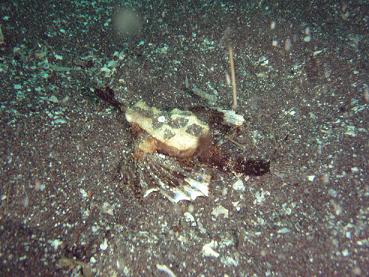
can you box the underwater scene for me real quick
[0,0,368,276]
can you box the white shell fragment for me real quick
[202,241,220,258]
[101,202,114,216]
[49,239,63,250]
[156,264,177,277]
[184,212,197,227]
[232,201,241,211]
[232,178,245,191]
[143,187,160,198]
[215,108,245,127]
[100,238,108,251]
[211,205,229,219]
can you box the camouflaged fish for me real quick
[119,100,269,203]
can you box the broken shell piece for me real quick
[183,212,197,227]
[232,178,245,191]
[214,108,245,127]
[156,264,177,277]
[211,205,229,219]
[202,241,220,258]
